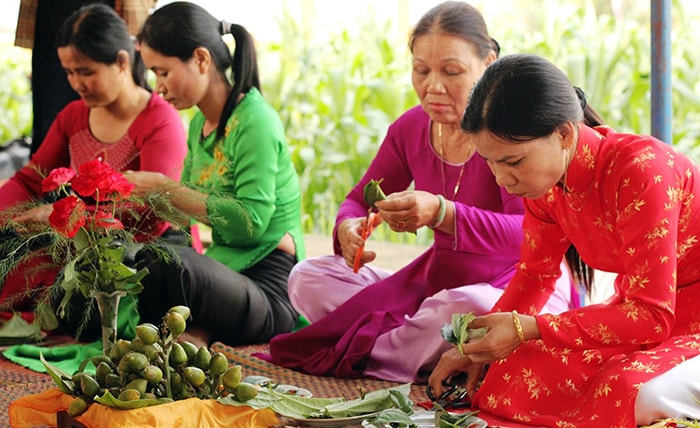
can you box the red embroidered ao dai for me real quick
[473,125,700,427]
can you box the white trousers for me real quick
[635,354,700,424]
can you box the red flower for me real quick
[49,196,87,238]
[71,159,129,201]
[41,167,76,193]
[103,173,134,200]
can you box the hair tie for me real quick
[574,86,587,110]
[220,20,231,35]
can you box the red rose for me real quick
[103,173,134,200]
[72,159,116,199]
[41,167,76,193]
[49,196,87,238]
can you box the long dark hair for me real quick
[409,1,500,59]
[462,53,604,294]
[56,3,149,90]
[137,1,261,141]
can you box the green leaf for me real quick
[219,386,415,422]
[363,178,387,210]
[61,259,79,291]
[94,390,172,410]
[103,245,125,264]
[436,406,482,428]
[218,388,283,409]
[366,408,415,427]
[313,384,413,418]
[0,313,41,342]
[56,291,74,319]
[40,353,75,395]
[73,228,90,251]
[222,388,344,418]
[441,313,487,355]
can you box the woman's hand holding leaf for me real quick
[458,313,526,363]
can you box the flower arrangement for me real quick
[39,159,150,317]
[0,159,178,345]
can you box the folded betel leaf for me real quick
[441,312,488,355]
[0,312,42,345]
[363,179,387,210]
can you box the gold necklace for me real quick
[438,122,467,199]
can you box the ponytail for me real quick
[216,22,261,140]
[138,3,264,141]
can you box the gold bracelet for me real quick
[511,310,525,343]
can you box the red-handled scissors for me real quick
[352,210,379,273]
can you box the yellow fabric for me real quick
[9,388,280,428]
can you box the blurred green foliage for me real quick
[0,47,31,142]
[2,0,698,244]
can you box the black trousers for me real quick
[136,246,299,346]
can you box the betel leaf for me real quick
[220,384,414,421]
[441,312,488,355]
[366,408,416,426]
[218,388,344,418]
[312,384,413,418]
[40,353,76,395]
[363,178,387,210]
[94,390,173,410]
[436,405,483,428]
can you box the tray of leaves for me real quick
[219,383,416,427]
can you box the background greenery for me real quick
[1,0,699,245]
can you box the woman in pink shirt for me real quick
[0,4,186,334]
[265,1,575,383]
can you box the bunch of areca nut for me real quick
[41,305,257,416]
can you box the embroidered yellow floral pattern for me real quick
[197,145,228,185]
[623,360,660,374]
[631,146,656,171]
[476,127,700,425]
[195,114,239,186]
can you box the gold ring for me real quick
[396,221,406,228]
